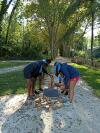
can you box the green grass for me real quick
[0,70,42,96]
[0,70,26,96]
[0,61,32,68]
[95,58,100,62]
[71,63,100,97]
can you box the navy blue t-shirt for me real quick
[24,60,47,78]
[60,63,80,87]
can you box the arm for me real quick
[64,77,70,88]
[42,67,48,74]
[54,82,64,87]
[42,67,53,77]
[61,69,70,88]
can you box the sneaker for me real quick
[34,90,40,94]
[39,88,43,92]
[61,90,68,95]
[27,94,35,100]
[61,90,65,94]
[27,96,30,100]
[64,91,68,95]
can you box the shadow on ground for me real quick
[1,95,45,133]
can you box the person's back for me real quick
[24,60,44,78]
[61,63,79,79]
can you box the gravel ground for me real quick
[0,79,100,133]
[0,65,25,74]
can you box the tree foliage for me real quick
[0,0,99,61]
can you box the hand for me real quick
[49,74,54,79]
[54,83,61,87]
[54,82,65,89]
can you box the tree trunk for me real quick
[0,0,13,56]
[50,31,57,59]
[51,32,54,59]
[0,0,13,35]
[5,0,20,45]
[62,42,65,56]
[48,26,55,59]
[91,6,94,66]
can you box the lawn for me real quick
[0,70,46,96]
[0,61,32,68]
[0,70,26,96]
[71,63,100,97]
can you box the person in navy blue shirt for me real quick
[54,62,80,102]
[24,59,51,100]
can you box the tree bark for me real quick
[5,0,20,45]
[91,2,94,66]
[0,0,13,34]
[0,0,13,56]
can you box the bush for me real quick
[21,43,43,59]
[78,51,86,57]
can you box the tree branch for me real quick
[77,23,89,41]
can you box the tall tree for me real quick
[91,0,95,66]
[0,0,13,56]
[5,0,20,45]
[25,0,67,59]
[0,0,13,36]
[60,1,89,56]
[89,0,100,65]
[38,0,65,59]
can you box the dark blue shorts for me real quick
[24,71,32,79]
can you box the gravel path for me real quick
[0,65,25,74]
[0,80,100,133]
[0,60,33,74]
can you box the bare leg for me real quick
[66,81,70,97]
[26,78,33,97]
[32,77,37,94]
[69,80,77,102]
[39,75,43,90]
